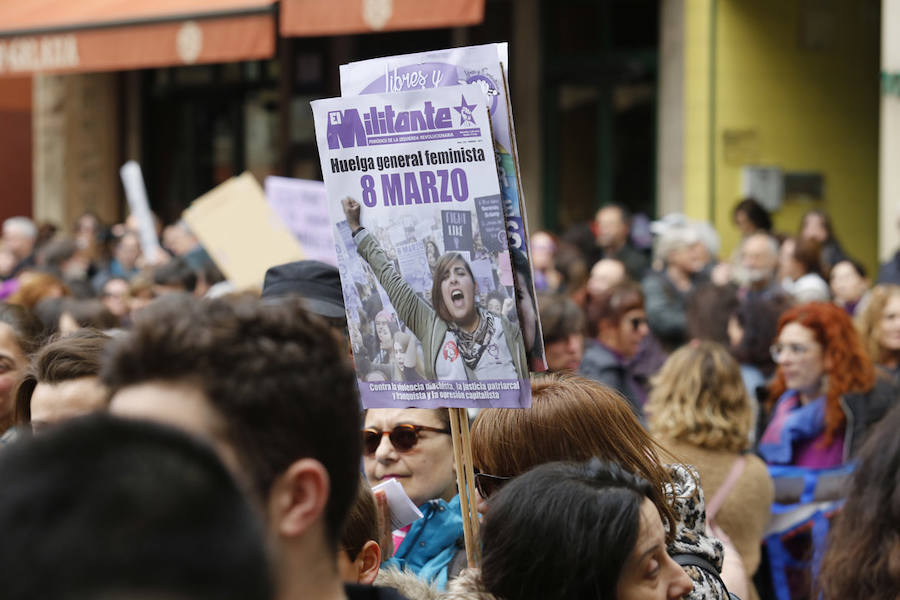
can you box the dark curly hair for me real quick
[101,292,361,548]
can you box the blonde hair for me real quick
[647,341,752,453]
[855,284,900,366]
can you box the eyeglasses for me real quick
[362,424,451,456]
[769,342,811,362]
[473,469,513,500]
[629,317,648,331]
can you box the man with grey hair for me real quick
[1,217,37,279]
[735,232,782,300]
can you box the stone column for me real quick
[33,72,120,228]
[657,0,685,217]
[880,0,900,262]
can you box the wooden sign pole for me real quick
[449,407,481,568]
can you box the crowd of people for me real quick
[0,197,898,600]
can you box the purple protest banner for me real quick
[264,176,337,266]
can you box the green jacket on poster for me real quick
[355,229,528,381]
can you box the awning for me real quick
[281,0,485,36]
[0,0,276,77]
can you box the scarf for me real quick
[758,391,827,464]
[449,308,495,371]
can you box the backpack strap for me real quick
[706,455,747,524]
[671,554,741,600]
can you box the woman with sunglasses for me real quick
[362,407,463,590]
[579,282,652,419]
[342,198,528,384]
[758,302,896,467]
[466,372,735,600]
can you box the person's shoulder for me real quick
[740,453,775,498]
[578,341,621,379]
[617,242,641,258]
[372,566,447,600]
[345,583,414,600]
[742,451,770,475]
[844,375,898,411]
[877,251,900,283]
[619,242,650,265]
[665,462,702,500]
[641,269,664,286]
[581,339,615,360]
[640,270,669,298]
[842,375,900,439]
[445,568,499,600]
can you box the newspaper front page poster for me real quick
[312,84,532,409]
[340,43,547,372]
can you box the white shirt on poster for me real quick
[433,313,516,381]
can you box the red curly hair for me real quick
[768,302,875,445]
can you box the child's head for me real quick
[338,475,381,584]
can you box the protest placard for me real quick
[340,43,546,372]
[183,172,305,291]
[441,210,473,252]
[312,84,531,410]
[264,176,337,266]
[469,258,496,295]
[474,194,506,253]
[120,161,162,262]
[395,239,431,295]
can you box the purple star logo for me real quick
[454,95,477,126]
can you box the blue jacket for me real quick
[384,495,463,590]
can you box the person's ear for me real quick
[356,540,382,585]
[267,458,330,539]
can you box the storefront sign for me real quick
[0,15,273,77]
[0,35,79,74]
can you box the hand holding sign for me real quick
[342,197,362,231]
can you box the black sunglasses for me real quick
[473,469,513,500]
[629,316,647,331]
[362,424,451,456]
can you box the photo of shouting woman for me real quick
[342,197,528,384]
